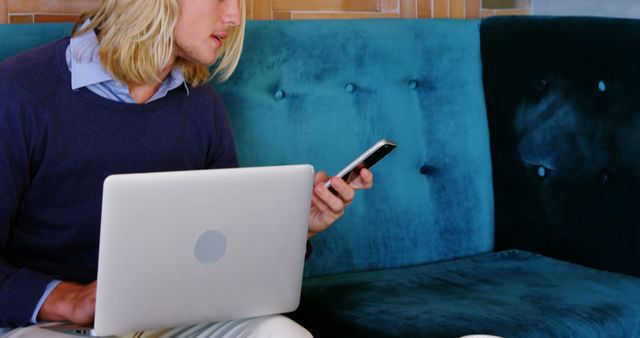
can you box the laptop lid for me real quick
[93,165,314,336]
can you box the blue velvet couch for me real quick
[2,16,640,338]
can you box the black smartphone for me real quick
[324,138,397,194]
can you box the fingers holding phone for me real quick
[308,168,375,238]
[329,168,373,203]
[345,167,373,190]
[312,172,349,214]
[309,172,347,238]
[308,139,395,238]
[325,139,395,194]
[314,168,372,207]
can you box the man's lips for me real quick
[211,33,227,47]
[215,32,228,39]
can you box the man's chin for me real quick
[181,53,218,66]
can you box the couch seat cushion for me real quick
[289,250,640,337]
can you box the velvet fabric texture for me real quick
[481,16,640,277]
[0,23,73,61]
[218,19,494,278]
[290,250,640,337]
[1,20,494,279]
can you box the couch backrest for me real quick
[217,19,494,277]
[481,16,640,277]
[0,23,73,61]
[0,19,495,278]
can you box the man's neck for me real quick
[127,60,176,104]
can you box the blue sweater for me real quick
[0,38,238,326]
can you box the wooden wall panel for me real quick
[0,0,7,24]
[252,0,272,20]
[246,0,253,21]
[252,0,408,19]
[400,0,418,18]
[272,0,381,12]
[480,8,530,17]
[9,14,32,24]
[465,0,482,18]
[2,0,531,24]
[433,0,449,18]
[288,11,398,20]
[450,0,465,18]
[34,14,79,23]
[253,0,530,19]
[381,0,399,12]
[418,0,432,18]
[8,0,97,14]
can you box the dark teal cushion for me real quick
[481,16,640,277]
[0,20,494,280]
[218,19,494,278]
[290,250,640,337]
[0,23,73,61]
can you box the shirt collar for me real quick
[66,24,189,96]
[67,28,112,90]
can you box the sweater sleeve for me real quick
[207,88,239,169]
[0,85,55,327]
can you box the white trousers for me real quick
[2,315,312,338]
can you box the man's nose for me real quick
[223,0,241,27]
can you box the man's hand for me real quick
[38,281,96,325]
[308,168,373,239]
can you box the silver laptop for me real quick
[51,164,314,336]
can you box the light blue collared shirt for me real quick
[64,24,189,103]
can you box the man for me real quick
[0,0,373,336]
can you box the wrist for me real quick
[38,280,97,325]
[31,280,62,323]
[38,282,78,322]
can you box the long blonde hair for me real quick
[73,0,246,86]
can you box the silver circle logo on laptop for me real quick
[194,229,226,264]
